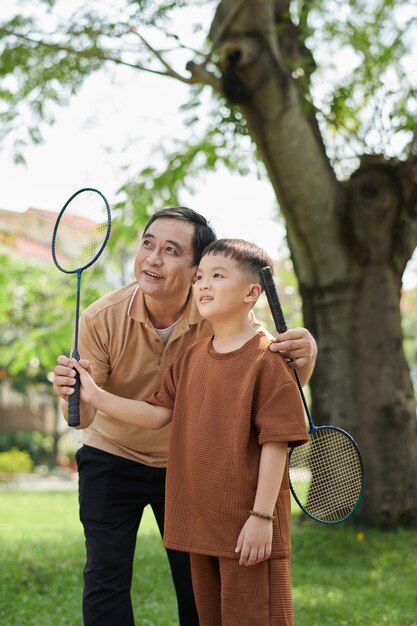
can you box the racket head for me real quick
[289,425,365,524]
[52,188,111,274]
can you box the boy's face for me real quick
[193,253,259,321]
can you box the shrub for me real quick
[0,448,34,477]
[0,431,54,465]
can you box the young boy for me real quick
[74,239,308,626]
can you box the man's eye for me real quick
[141,239,152,247]
[165,246,177,255]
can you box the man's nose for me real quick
[147,248,163,264]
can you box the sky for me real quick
[1,0,416,284]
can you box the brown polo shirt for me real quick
[79,282,213,466]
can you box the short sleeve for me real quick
[78,314,111,389]
[254,356,308,448]
[147,359,180,410]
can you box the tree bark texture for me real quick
[207,0,417,527]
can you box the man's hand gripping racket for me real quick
[260,267,365,524]
[52,188,111,427]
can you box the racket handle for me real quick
[260,267,287,334]
[68,351,81,427]
[260,265,313,423]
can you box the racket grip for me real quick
[68,352,81,428]
[260,267,288,334]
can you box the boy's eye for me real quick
[194,275,202,283]
[213,273,223,278]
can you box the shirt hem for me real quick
[163,540,291,560]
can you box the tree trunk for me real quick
[207,0,417,527]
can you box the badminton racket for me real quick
[52,188,111,427]
[260,266,364,524]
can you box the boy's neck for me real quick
[211,314,257,353]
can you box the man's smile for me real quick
[143,270,163,280]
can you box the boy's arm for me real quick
[72,359,172,429]
[235,441,287,566]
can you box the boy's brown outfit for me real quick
[149,331,308,625]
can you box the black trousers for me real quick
[76,445,199,626]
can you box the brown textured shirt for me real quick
[148,332,308,559]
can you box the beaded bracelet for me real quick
[249,509,276,521]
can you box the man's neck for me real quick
[144,292,190,329]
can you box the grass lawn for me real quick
[0,489,416,625]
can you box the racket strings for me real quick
[289,428,363,523]
[53,191,110,272]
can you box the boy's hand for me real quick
[71,358,99,406]
[53,356,94,402]
[235,516,273,566]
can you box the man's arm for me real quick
[235,441,287,566]
[72,359,172,429]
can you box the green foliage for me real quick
[1,0,415,170]
[302,0,417,167]
[0,431,54,465]
[0,448,33,476]
[0,252,109,385]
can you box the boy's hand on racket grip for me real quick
[53,355,93,402]
[70,359,99,406]
[235,516,273,566]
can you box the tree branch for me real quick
[0,28,172,79]
[129,27,221,89]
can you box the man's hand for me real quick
[235,516,273,566]
[269,327,317,386]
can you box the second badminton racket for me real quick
[260,266,364,524]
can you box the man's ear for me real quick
[244,283,262,304]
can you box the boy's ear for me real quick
[244,283,262,304]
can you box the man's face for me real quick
[134,218,197,301]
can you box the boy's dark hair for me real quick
[144,207,217,266]
[202,238,274,287]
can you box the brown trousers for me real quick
[190,554,294,626]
